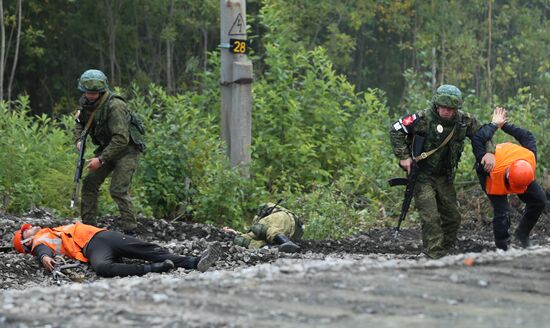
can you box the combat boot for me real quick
[514,229,532,248]
[197,242,222,272]
[495,237,510,251]
[145,259,175,274]
[273,234,301,253]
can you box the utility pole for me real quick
[220,0,253,177]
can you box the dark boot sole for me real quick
[197,242,222,272]
[279,243,301,253]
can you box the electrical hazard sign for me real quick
[228,13,246,36]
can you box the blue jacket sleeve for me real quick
[472,123,498,163]
[501,123,537,159]
[32,244,55,263]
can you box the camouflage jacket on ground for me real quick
[74,92,145,163]
[389,106,482,181]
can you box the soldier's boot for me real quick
[120,216,138,236]
[514,225,533,248]
[273,234,301,253]
[197,242,222,272]
[145,259,174,274]
[495,237,510,251]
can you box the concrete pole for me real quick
[220,0,252,177]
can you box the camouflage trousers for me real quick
[240,211,297,249]
[81,150,140,231]
[414,175,461,259]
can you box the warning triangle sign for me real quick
[228,13,246,36]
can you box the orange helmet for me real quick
[13,223,32,254]
[508,159,535,194]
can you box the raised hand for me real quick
[491,106,508,128]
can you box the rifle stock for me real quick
[388,135,425,237]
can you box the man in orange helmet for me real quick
[12,222,221,277]
[472,107,547,250]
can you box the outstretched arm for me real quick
[501,123,537,159]
[472,107,507,162]
[472,107,508,172]
[32,244,57,272]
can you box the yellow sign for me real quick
[230,39,249,54]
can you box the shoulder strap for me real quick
[81,92,110,136]
[415,125,456,162]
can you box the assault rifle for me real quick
[52,262,81,285]
[70,96,105,209]
[388,135,425,238]
[70,132,87,209]
[258,199,284,219]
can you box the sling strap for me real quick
[80,92,110,138]
[414,125,456,162]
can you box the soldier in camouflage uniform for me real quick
[390,85,484,258]
[223,203,303,253]
[74,69,145,233]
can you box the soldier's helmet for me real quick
[78,69,109,92]
[255,202,282,220]
[432,84,463,109]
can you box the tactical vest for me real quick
[30,223,105,262]
[486,142,536,195]
[418,108,469,180]
[254,205,304,240]
[79,93,146,152]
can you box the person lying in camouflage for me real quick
[224,202,303,253]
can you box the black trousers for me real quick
[85,231,198,277]
[477,169,546,241]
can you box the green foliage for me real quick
[2,1,548,242]
[0,97,74,214]
[501,87,549,173]
[128,84,255,228]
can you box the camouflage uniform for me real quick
[233,204,303,250]
[390,85,482,258]
[75,70,145,232]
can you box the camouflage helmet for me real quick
[432,84,463,109]
[77,69,109,92]
[256,202,276,218]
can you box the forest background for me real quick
[0,0,548,239]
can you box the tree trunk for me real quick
[487,0,493,107]
[203,27,208,74]
[431,44,436,91]
[104,0,118,84]
[7,0,22,106]
[166,39,173,93]
[166,0,175,94]
[440,32,445,84]
[0,0,5,101]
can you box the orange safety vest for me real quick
[486,142,536,195]
[30,222,105,262]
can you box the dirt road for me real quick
[2,247,550,328]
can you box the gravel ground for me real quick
[1,193,549,327]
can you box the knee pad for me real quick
[233,235,251,248]
[249,223,267,240]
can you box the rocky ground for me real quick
[1,191,550,327]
